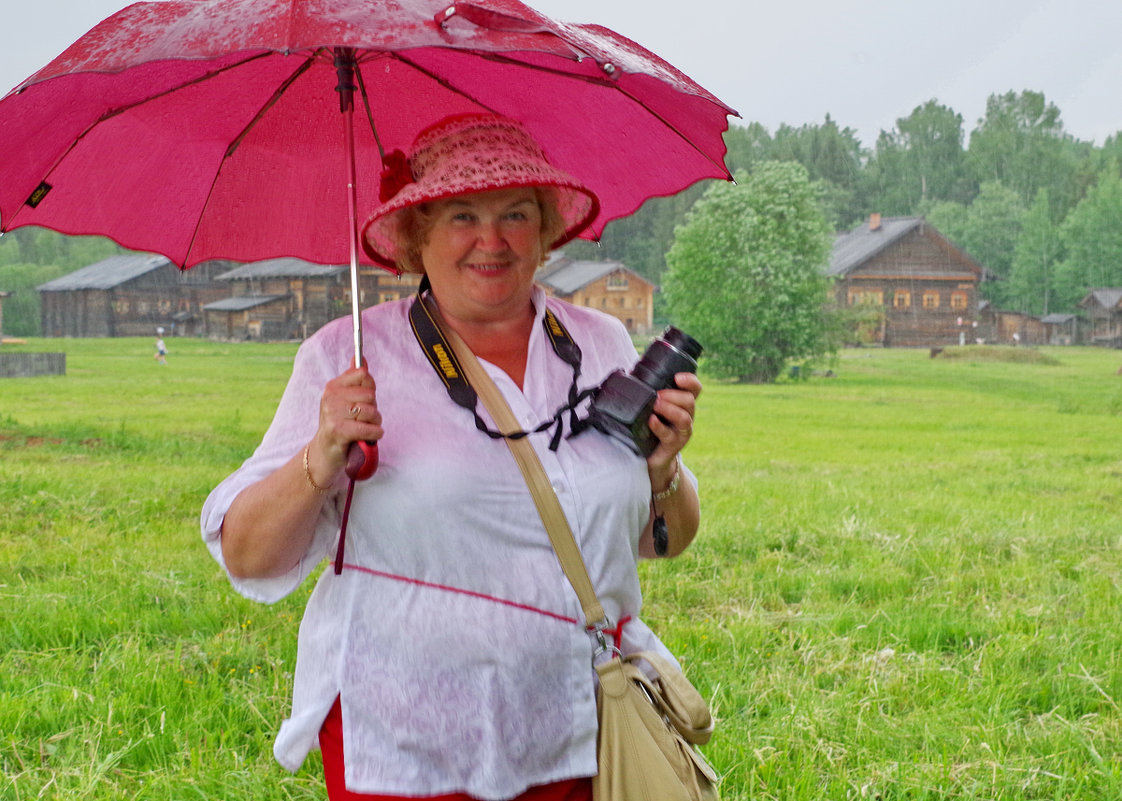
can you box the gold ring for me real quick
[349,405,361,419]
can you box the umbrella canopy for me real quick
[0,0,737,269]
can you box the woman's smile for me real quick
[420,187,544,324]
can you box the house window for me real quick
[847,290,883,306]
[950,291,968,310]
[923,291,940,309]
[893,290,911,308]
[606,273,629,291]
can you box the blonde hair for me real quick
[390,187,567,275]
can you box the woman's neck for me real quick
[437,301,536,390]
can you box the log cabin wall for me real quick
[537,256,656,335]
[567,272,653,335]
[832,220,982,348]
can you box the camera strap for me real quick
[408,283,595,451]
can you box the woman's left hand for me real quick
[646,372,702,487]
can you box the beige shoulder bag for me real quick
[430,300,720,801]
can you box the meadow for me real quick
[2,337,1122,800]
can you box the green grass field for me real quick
[3,338,1122,799]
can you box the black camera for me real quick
[584,327,702,456]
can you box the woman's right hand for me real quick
[305,365,383,487]
[222,364,383,579]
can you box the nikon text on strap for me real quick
[408,287,594,450]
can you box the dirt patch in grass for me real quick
[933,345,1061,365]
[0,434,102,448]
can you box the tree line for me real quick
[566,89,1122,317]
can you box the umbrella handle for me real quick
[345,440,379,480]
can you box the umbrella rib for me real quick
[224,55,316,158]
[353,61,385,162]
[606,83,734,181]
[3,51,279,237]
[183,55,317,266]
[386,49,631,118]
[395,51,732,181]
[474,52,734,180]
[105,51,276,124]
[389,52,504,116]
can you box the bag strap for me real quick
[424,296,608,631]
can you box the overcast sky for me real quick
[1,0,1119,148]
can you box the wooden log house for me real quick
[537,253,655,335]
[207,258,349,340]
[37,254,227,337]
[829,215,985,348]
[1079,289,1122,347]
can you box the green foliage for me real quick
[923,200,969,246]
[966,91,1078,209]
[0,262,67,335]
[865,100,973,214]
[1008,188,1063,314]
[563,186,707,283]
[723,122,774,174]
[959,181,1026,305]
[762,115,867,229]
[771,116,865,192]
[0,227,122,270]
[1054,165,1122,308]
[0,229,124,336]
[664,162,833,383]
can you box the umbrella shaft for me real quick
[335,47,363,369]
[344,103,363,369]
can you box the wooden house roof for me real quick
[537,254,652,295]
[37,254,172,291]
[829,216,983,279]
[217,258,347,281]
[1079,288,1122,310]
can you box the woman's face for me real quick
[419,187,544,325]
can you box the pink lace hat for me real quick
[361,113,600,269]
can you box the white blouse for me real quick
[200,288,693,800]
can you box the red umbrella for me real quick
[0,0,737,476]
[0,0,735,265]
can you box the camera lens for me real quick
[631,327,703,391]
[661,327,702,360]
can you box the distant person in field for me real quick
[200,114,702,801]
[154,328,167,365]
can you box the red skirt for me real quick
[319,697,593,801]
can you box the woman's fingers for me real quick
[318,367,383,461]
[646,373,702,469]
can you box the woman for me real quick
[201,113,702,801]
